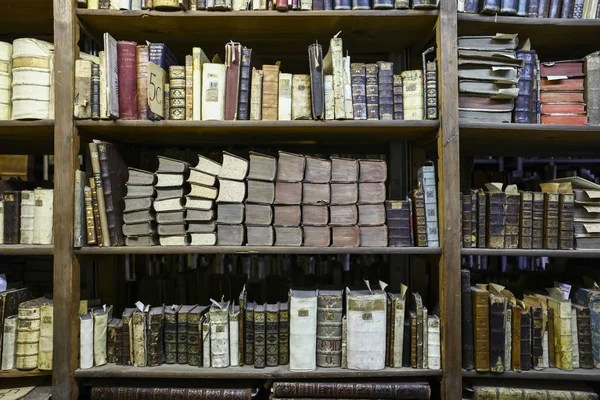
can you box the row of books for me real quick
[75,34,438,122]
[84,0,438,11]
[0,189,54,245]
[91,382,433,400]
[457,0,600,18]
[80,286,441,371]
[0,39,54,121]
[0,288,52,372]
[462,269,600,373]
[458,34,600,125]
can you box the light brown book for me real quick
[246,180,275,204]
[511,304,522,372]
[358,182,386,204]
[217,224,245,246]
[274,205,301,227]
[302,183,330,205]
[262,64,279,121]
[332,226,359,247]
[274,182,302,205]
[358,204,386,226]
[292,74,311,120]
[274,226,302,246]
[185,55,193,121]
[74,59,92,119]
[330,183,358,205]
[304,156,331,184]
[217,203,245,224]
[303,226,331,247]
[330,205,358,226]
[358,159,387,183]
[84,187,97,245]
[302,205,328,226]
[277,152,305,182]
[247,225,274,246]
[471,286,490,372]
[331,157,358,183]
[359,225,388,247]
[245,204,272,226]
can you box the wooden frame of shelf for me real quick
[463,369,600,381]
[0,245,53,256]
[461,248,600,258]
[0,369,52,378]
[0,121,54,154]
[74,246,442,255]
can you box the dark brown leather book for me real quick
[530,305,543,370]
[117,41,138,120]
[573,304,593,369]
[176,305,196,365]
[378,61,394,120]
[402,317,411,367]
[461,192,474,248]
[520,191,533,249]
[472,286,490,372]
[265,303,279,367]
[271,382,431,398]
[237,47,255,121]
[351,63,367,120]
[358,159,387,183]
[225,42,242,120]
[541,61,584,78]
[302,205,328,226]
[511,305,522,372]
[412,293,424,369]
[331,183,358,205]
[316,290,343,368]
[461,270,474,370]
[91,388,253,399]
[330,205,358,226]
[489,293,506,373]
[147,306,165,367]
[244,302,255,365]
[274,205,301,227]
[358,204,386,226]
[559,193,574,250]
[520,310,532,371]
[274,226,302,246]
[410,311,417,368]
[411,188,428,247]
[532,192,544,249]
[277,151,305,182]
[3,191,20,244]
[136,45,150,120]
[331,226,359,247]
[303,226,331,247]
[107,318,121,364]
[303,183,330,205]
[358,182,386,204]
[304,156,331,184]
[97,141,128,246]
[477,189,486,248]
[275,182,302,205]
[121,308,135,366]
[309,43,325,120]
[504,192,520,249]
[331,157,359,183]
[164,305,181,364]
[254,303,266,368]
[543,192,559,250]
[366,63,379,120]
[486,191,506,249]
[393,74,403,120]
[385,200,412,247]
[278,302,289,365]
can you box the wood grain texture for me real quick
[75,246,442,255]
[463,368,600,380]
[0,245,53,256]
[53,0,80,399]
[462,248,600,258]
[0,369,52,378]
[1,1,54,36]
[0,121,54,154]
[75,364,442,379]
[438,2,461,400]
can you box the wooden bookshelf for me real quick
[75,364,442,379]
[0,121,54,154]
[0,369,52,378]
[0,245,53,256]
[463,368,600,381]
[75,246,442,255]
[461,248,600,259]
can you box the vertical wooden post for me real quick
[436,1,461,399]
[53,0,80,398]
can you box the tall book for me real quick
[316,290,343,368]
[504,187,520,249]
[19,190,34,244]
[472,286,490,372]
[92,305,111,366]
[89,143,110,246]
[254,303,266,369]
[418,164,439,247]
[210,301,230,368]
[289,290,317,371]
[378,61,394,120]
[3,191,20,244]
[532,192,544,249]
[224,42,242,120]
[116,41,137,120]
[262,64,279,121]
[250,68,263,121]
[309,43,324,120]
[461,270,474,370]
[279,302,289,365]
[244,302,255,365]
[15,298,47,370]
[265,304,278,367]
[37,302,53,370]
[322,36,345,119]
[201,63,226,120]
[365,63,379,120]
[350,63,366,120]
[388,284,407,368]
[402,70,424,120]
[547,293,574,371]
[573,304,593,368]
[147,306,165,367]
[543,191,560,250]
[486,184,506,249]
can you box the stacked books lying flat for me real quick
[75,34,438,122]
[0,288,53,372]
[460,182,574,250]
[458,0,600,18]
[0,39,55,121]
[0,189,54,245]
[79,285,440,371]
[458,34,600,125]
[466,383,598,400]
[84,0,438,11]
[462,270,600,373]
[80,145,440,247]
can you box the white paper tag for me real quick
[554,282,571,300]
[147,62,165,118]
[584,223,600,233]
[585,190,600,199]
[546,75,568,81]
[135,301,145,312]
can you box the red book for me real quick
[540,78,584,91]
[458,95,514,111]
[224,42,241,120]
[540,62,584,78]
[541,103,586,114]
[541,115,588,125]
[540,91,584,103]
[117,41,138,120]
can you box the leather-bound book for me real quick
[316,290,343,368]
[136,45,150,120]
[262,64,279,121]
[410,311,417,368]
[217,224,244,246]
[585,52,600,125]
[246,226,274,246]
[547,306,556,368]
[331,183,358,205]
[225,42,242,120]
[411,188,428,247]
[332,226,359,247]
[164,305,180,364]
[572,307,580,369]
[303,226,331,247]
[480,0,501,12]
[559,193,574,250]
[359,160,386,183]
[489,293,506,373]
[461,270,474,370]
[90,388,252,399]
[274,205,301,227]
[278,302,289,365]
[573,304,593,368]
[520,309,532,371]
[393,75,403,120]
[107,318,121,364]
[334,0,351,8]
[358,204,385,226]
[572,287,600,368]
[303,183,330,205]
[217,203,244,225]
[527,303,543,370]
[248,152,276,182]
[351,63,366,120]
[322,37,345,120]
[121,308,135,366]
[244,302,255,365]
[272,382,431,398]
[412,293,424,369]
[19,190,34,244]
[385,200,412,247]
[265,304,279,367]
[504,190,520,249]
[250,69,263,121]
[309,43,324,120]
[516,0,529,15]
[377,61,394,120]
[16,298,48,370]
[413,0,436,7]
[486,189,505,249]
[514,50,536,124]
[84,187,96,245]
[188,305,208,366]
[246,204,272,226]
[117,41,138,120]
[561,0,575,17]
[352,0,369,8]
[97,141,128,246]
[519,191,533,249]
[472,286,490,372]
[274,226,302,246]
[365,63,379,120]
[402,317,411,367]
[305,156,331,184]
[543,192,559,250]
[147,306,165,367]
[425,60,438,120]
[3,191,20,244]
[210,301,230,368]
[74,60,92,119]
[461,192,474,248]
[237,47,253,120]
[547,295,573,371]
[169,66,186,120]
[573,0,584,17]
[185,55,193,121]
[175,305,194,365]
[532,192,544,249]
[402,70,424,120]
[548,0,562,16]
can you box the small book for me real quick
[274,226,303,246]
[277,152,306,182]
[154,198,184,212]
[188,168,217,187]
[187,221,216,233]
[123,222,156,236]
[216,179,246,203]
[126,184,155,198]
[247,226,274,246]
[219,151,249,181]
[246,180,275,204]
[248,152,277,182]
[157,156,189,174]
[157,224,186,236]
[185,209,215,222]
[217,224,244,246]
[159,235,189,246]
[358,182,386,204]
[331,183,359,205]
[124,196,152,213]
[245,204,273,226]
[274,205,301,227]
[185,197,213,210]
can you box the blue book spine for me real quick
[463,0,480,12]
[334,0,351,9]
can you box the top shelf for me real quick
[76,9,438,60]
[1,1,53,37]
[457,14,600,59]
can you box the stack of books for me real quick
[302,156,330,247]
[270,382,431,400]
[245,152,276,246]
[457,34,520,123]
[458,0,600,19]
[121,168,157,247]
[186,155,221,246]
[216,152,249,246]
[154,156,189,246]
[540,60,587,125]
[0,189,53,246]
[357,159,388,247]
[273,152,304,246]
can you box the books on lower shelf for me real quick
[78,286,439,372]
[78,145,441,248]
[458,0,599,19]
[468,382,598,400]
[0,188,54,246]
[76,34,438,123]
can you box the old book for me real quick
[316,290,343,368]
[461,270,474,370]
[392,74,404,120]
[217,203,244,225]
[153,198,184,213]
[472,286,490,372]
[303,226,331,247]
[135,45,149,120]
[486,189,506,249]
[262,64,280,121]
[358,182,386,205]
[247,180,275,204]
[572,307,580,369]
[411,188,427,247]
[123,196,152,213]
[264,303,279,367]
[279,302,289,365]
[80,313,93,369]
[116,41,137,120]
[147,306,165,367]
[330,205,358,226]
[547,294,574,371]
[219,151,248,181]
[385,200,412,247]
[3,192,19,242]
[119,308,135,366]
[585,52,600,125]
[229,306,240,366]
[185,209,214,222]
[126,184,155,199]
[428,315,441,370]
[245,204,272,225]
[92,305,111,367]
[236,47,253,120]
[132,307,149,367]
[155,173,185,188]
[418,164,439,247]
[216,179,246,202]
[489,292,506,373]
[244,302,255,365]
[358,204,386,226]
[169,65,186,120]
[520,308,532,371]
[163,305,180,364]
[189,232,217,245]
[303,183,330,205]
[572,287,600,368]
[291,74,311,120]
[324,75,335,120]
[302,205,328,226]
[37,302,53,370]
[74,59,92,119]
[19,190,34,244]
[290,290,317,371]
[402,70,424,120]
[188,169,216,187]
[277,72,292,121]
[217,224,244,246]
[387,287,407,368]
[15,298,47,370]
[531,192,544,249]
[274,205,301,227]
[365,63,379,120]
[188,184,217,201]
[331,183,358,205]
[274,226,302,246]
[201,63,226,120]
[309,43,325,120]
[176,305,195,365]
[250,68,263,121]
[331,225,359,247]
[412,293,424,369]
[193,155,221,177]
[347,287,386,370]
[248,152,276,182]
[275,182,302,205]
[330,157,358,183]
[573,304,594,368]
[559,193,575,250]
[519,191,533,249]
[224,42,242,121]
[304,156,331,184]
[271,382,431,398]
[185,197,213,211]
[210,301,230,368]
[323,37,345,119]
[342,56,353,118]
[461,192,474,248]
[504,190,520,249]
[378,61,394,120]
[350,63,366,120]
[358,159,387,183]
[425,60,438,120]
[277,152,305,183]
[544,192,560,250]
[1,315,16,370]
[154,210,182,224]
[92,388,254,398]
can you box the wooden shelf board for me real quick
[463,368,600,381]
[75,364,441,379]
[76,120,439,146]
[459,122,600,155]
[0,245,53,256]
[0,369,51,378]
[457,14,600,59]
[0,1,53,36]
[76,10,438,61]
[75,246,441,255]
[0,121,54,155]
[461,248,600,258]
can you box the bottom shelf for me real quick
[463,368,600,381]
[75,364,442,379]
[0,369,51,378]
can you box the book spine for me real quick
[402,316,410,367]
[324,75,335,120]
[425,61,438,120]
[202,317,210,367]
[80,315,93,369]
[89,144,110,246]
[576,308,594,368]
[33,189,53,245]
[571,307,580,369]
[169,66,186,120]
[411,189,427,247]
[316,294,343,368]
[561,0,574,16]
[402,70,424,120]
[342,57,353,119]
[37,303,53,370]
[334,0,351,8]
[83,187,97,245]
[543,193,559,250]
[292,74,312,121]
[279,304,289,365]
[461,194,473,248]
[553,301,574,371]
[548,0,562,17]
[121,314,132,366]
[504,193,520,249]
[1,316,16,370]
[481,0,500,12]
[505,308,512,370]
[278,73,293,121]
[472,290,490,372]
[117,41,138,120]
[516,0,529,15]
[486,192,506,249]
[210,308,230,368]
[89,178,103,246]
[266,306,279,367]
[164,312,177,364]
[515,51,536,124]
[185,55,193,120]
[237,48,252,120]
[177,313,188,364]
[392,74,403,120]
[365,63,379,120]
[136,45,149,120]
[520,311,532,371]
[290,294,318,371]
[19,191,34,245]
[410,312,417,368]
[489,299,505,373]
[244,306,254,365]
[428,316,441,370]
[461,270,474,370]
[548,307,555,368]
[3,191,20,244]
[91,63,100,120]
[519,191,533,249]
[463,0,479,11]
[538,0,549,14]
[501,0,518,13]
[532,192,544,249]
[230,312,240,367]
[418,165,439,247]
[378,61,393,120]
[254,306,266,368]
[559,193,574,250]
[532,308,543,370]
[74,59,92,119]
[107,320,118,364]
[262,65,279,121]
[96,143,123,246]
[187,314,201,366]
[250,69,263,121]
[391,298,406,367]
